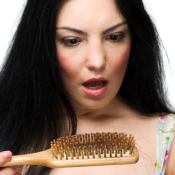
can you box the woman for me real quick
[0,0,174,174]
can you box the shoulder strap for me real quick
[155,114,175,175]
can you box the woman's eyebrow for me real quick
[56,21,128,36]
[56,26,87,36]
[102,21,128,35]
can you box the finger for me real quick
[0,151,12,167]
[0,166,19,175]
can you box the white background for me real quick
[0,0,175,108]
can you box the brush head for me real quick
[51,132,136,161]
[1,132,138,169]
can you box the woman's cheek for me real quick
[110,46,131,75]
[56,51,79,79]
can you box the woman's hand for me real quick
[0,151,21,175]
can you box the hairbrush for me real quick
[2,132,139,168]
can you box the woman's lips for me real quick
[82,77,109,96]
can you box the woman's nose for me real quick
[85,41,106,71]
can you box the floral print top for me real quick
[155,113,175,175]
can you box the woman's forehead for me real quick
[56,0,126,31]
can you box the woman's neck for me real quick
[75,96,151,135]
[76,96,143,121]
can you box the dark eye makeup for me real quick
[60,32,126,47]
[107,33,126,43]
[61,37,82,47]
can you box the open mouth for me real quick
[83,81,107,90]
[82,78,109,96]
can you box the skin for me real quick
[50,0,175,174]
[55,0,131,113]
[51,0,162,174]
[0,0,174,174]
[0,151,21,175]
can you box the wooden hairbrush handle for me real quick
[2,147,139,168]
[2,132,139,168]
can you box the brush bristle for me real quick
[51,132,135,160]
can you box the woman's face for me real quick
[55,0,131,110]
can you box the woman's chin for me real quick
[73,99,113,111]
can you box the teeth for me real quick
[87,83,104,90]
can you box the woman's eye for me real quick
[61,38,81,47]
[107,34,125,42]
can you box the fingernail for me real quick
[3,151,12,159]
[19,170,22,174]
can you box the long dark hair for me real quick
[0,0,173,174]
[116,0,173,114]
